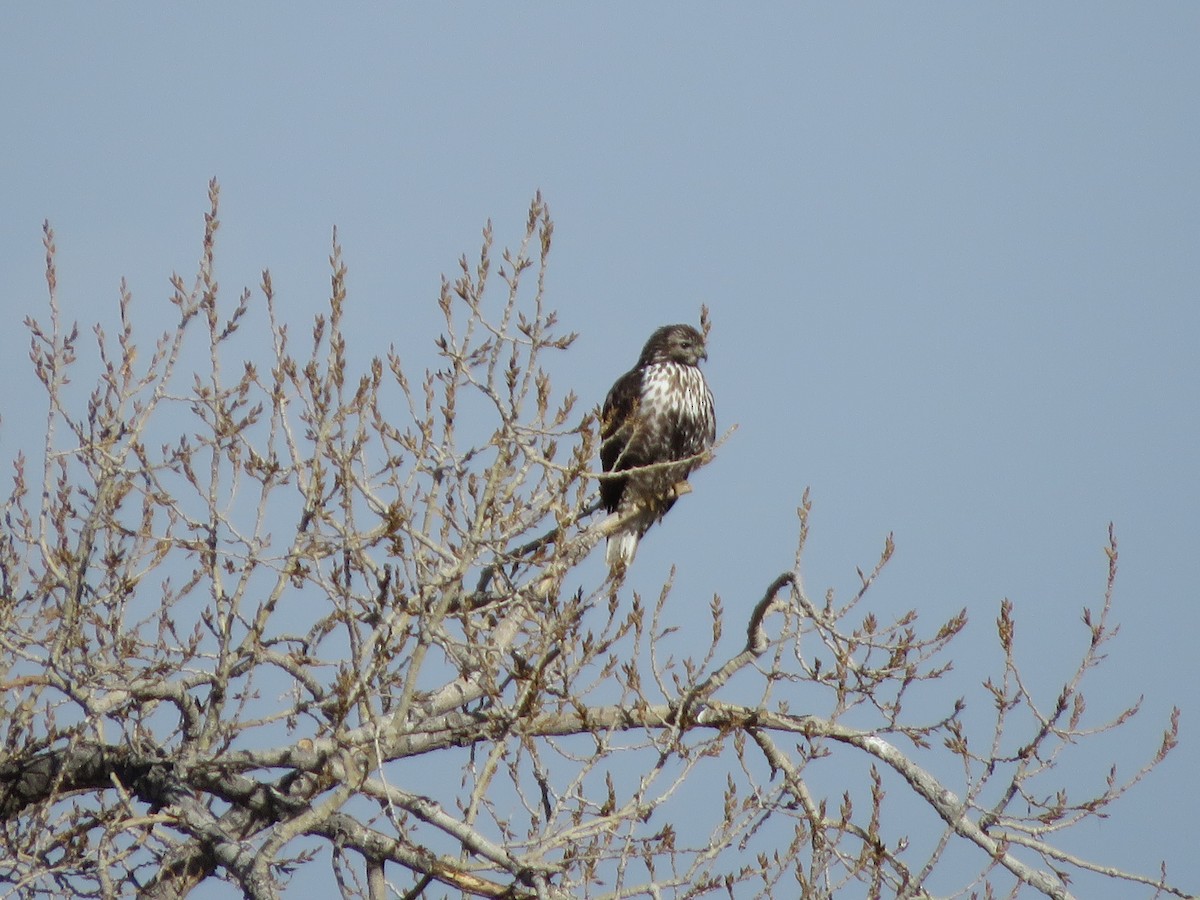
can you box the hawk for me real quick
[600,323,716,571]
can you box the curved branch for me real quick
[514,704,1078,899]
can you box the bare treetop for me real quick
[0,184,1189,899]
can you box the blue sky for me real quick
[2,5,1197,896]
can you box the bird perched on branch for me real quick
[600,323,716,572]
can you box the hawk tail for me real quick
[605,530,640,573]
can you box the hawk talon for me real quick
[668,480,693,500]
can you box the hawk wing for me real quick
[599,367,643,513]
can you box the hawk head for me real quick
[637,324,708,368]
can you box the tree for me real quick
[0,182,1189,899]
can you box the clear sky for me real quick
[2,5,1197,897]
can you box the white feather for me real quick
[606,531,640,571]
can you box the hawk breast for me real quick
[639,362,715,460]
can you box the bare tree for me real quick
[0,182,1190,899]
